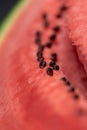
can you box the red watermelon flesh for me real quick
[1,0,87,96]
[0,0,87,130]
[55,13,87,96]
[66,0,87,81]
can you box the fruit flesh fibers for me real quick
[66,0,87,80]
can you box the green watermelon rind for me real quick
[0,0,29,44]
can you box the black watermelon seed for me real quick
[65,81,70,86]
[53,65,59,71]
[73,94,79,100]
[61,5,68,11]
[39,60,46,69]
[37,57,44,62]
[37,51,42,58]
[50,34,56,41]
[51,53,57,61]
[46,42,52,48]
[42,14,47,19]
[38,45,44,52]
[53,26,60,33]
[47,67,53,76]
[68,87,75,92]
[49,61,55,67]
[51,53,57,57]
[36,31,41,37]
[51,57,56,62]
[35,38,41,45]
[61,77,67,82]
[56,13,62,18]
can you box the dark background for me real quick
[0,0,18,25]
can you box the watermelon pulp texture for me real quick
[0,0,87,130]
[67,0,87,81]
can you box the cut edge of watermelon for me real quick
[0,0,31,44]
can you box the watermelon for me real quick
[66,0,87,81]
[0,0,87,130]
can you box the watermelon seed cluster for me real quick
[35,12,60,76]
[35,4,82,104]
[35,35,59,76]
[36,3,87,117]
[35,4,68,76]
[61,77,80,100]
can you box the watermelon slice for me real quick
[0,0,87,130]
